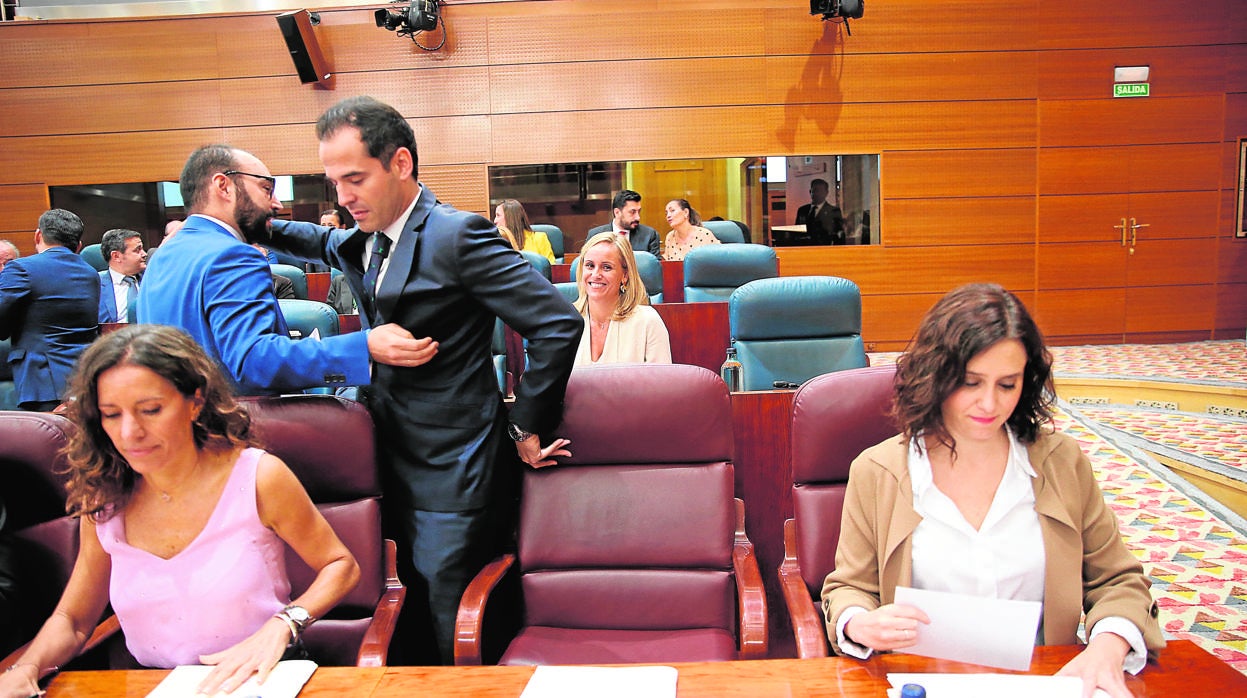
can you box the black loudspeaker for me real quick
[276,10,332,84]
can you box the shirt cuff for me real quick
[1089,616,1147,675]
[835,606,874,660]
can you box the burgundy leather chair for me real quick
[777,364,898,658]
[455,363,768,666]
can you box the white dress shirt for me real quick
[107,268,136,323]
[362,193,420,294]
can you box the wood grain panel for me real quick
[1128,190,1220,239]
[654,302,731,374]
[1036,0,1230,50]
[882,197,1035,248]
[1127,143,1223,193]
[1037,243,1126,289]
[310,8,490,73]
[1038,194,1130,243]
[1215,282,1247,331]
[1035,288,1126,339]
[1230,45,1247,94]
[861,293,942,349]
[0,233,34,258]
[1220,187,1242,237]
[776,244,1034,296]
[1038,143,1222,195]
[1037,45,1230,100]
[0,184,50,235]
[0,131,216,187]
[1225,93,1247,144]
[1126,237,1218,286]
[1217,236,1247,284]
[1126,284,1216,334]
[420,165,490,217]
[884,149,1037,200]
[1039,96,1223,148]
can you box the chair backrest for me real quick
[571,252,663,303]
[491,318,508,394]
[702,220,746,244]
[790,365,898,596]
[0,338,18,410]
[683,244,778,303]
[242,395,386,667]
[553,281,579,305]
[79,244,108,272]
[729,276,868,391]
[279,299,339,340]
[519,250,552,281]
[522,364,736,632]
[531,224,565,263]
[270,263,309,299]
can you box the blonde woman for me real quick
[573,231,671,366]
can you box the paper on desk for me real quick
[893,586,1041,671]
[886,672,1111,698]
[145,659,317,698]
[519,665,678,698]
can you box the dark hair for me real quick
[61,325,255,519]
[668,198,701,227]
[810,178,829,190]
[320,209,341,221]
[100,228,142,260]
[612,189,642,212]
[316,96,417,178]
[180,144,236,213]
[37,209,85,248]
[893,283,1054,455]
[496,199,533,249]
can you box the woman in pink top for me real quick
[0,326,359,698]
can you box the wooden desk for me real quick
[653,302,730,373]
[43,641,1243,697]
[306,271,331,304]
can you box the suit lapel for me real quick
[375,186,434,321]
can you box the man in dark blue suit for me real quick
[586,189,661,256]
[0,209,99,411]
[270,96,582,664]
[96,228,147,324]
[138,144,430,395]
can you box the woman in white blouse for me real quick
[572,231,671,366]
[821,283,1163,698]
[661,199,720,262]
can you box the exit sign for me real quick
[1114,83,1150,98]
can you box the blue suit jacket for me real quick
[96,269,134,323]
[136,215,370,395]
[270,185,583,511]
[0,246,99,407]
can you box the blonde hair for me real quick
[574,231,648,320]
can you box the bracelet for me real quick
[273,613,300,644]
[5,662,46,674]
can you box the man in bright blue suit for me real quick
[96,228,147,324]
[269,96,582,664]
[138,144,431,395]
[0,209,99,411]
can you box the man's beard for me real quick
[235,194,274,245]
[625,219,640,231]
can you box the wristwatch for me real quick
[506,422,533,442]
[275,605,313,643]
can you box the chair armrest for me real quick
[778,518,830,658]
[356,539,407,667]
[453,553,516,666]
[1,614,122,679]
[731,498,768,660]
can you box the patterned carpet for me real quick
[868,340,1247,673]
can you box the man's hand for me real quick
[516,435,571,469]
[367,324,438,367]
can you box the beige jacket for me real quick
[821,431,1165,655]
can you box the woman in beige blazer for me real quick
[572,231,670,366]
[821,283,1163,698]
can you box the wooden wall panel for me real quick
[1039,96,1224,147]
[1218,236,1247,284]
[1038,194,1130,243]
[420,165,490,218]
[1036,0,1231,50]
[0,185,50,237]
[1037,46,1230,100]
[1037,243,1127,289]
[1216,282,1247,332]
[1126,238,1219,286]
[1038,143,1222,195]
[882,197,1035,248]
[777,244,1034,296]
[1036,289,1127,339]
[1128,191,1221,239]
[316,8,491,72]
[1126,284,1217,335]
[884,149,1037,200]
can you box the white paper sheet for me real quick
[518,665,678,698]
[887,672,1111,698]
[893,586,1041,671]
[145,659,317,698]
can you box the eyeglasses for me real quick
[223,170,277,198]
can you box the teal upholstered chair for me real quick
[79,244,108,272]
[531,224,565,264]
[728,276,868,391]
[520,250,552,281]
[554,282,579,305]
[703,220,746,244]
[278,299,338,340]
[683,244,778,303]
[271,263,309,300]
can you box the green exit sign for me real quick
[1114,83,1150,98]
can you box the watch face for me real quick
[285,606,311,624]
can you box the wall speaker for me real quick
[276,10,332,85]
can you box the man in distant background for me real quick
[97,228,147,324]
[587,189,660,256]
[0,209,99,411]
[321,209,357,314]
[0,241,18,272]
[794,178,845,246]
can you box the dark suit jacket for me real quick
[795,202,846,245]
[586,223,661,257]
[137,215,371,395]
[270,185,582,512]
[0,247,99,407]
[96,269,140,324]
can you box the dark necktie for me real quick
[122,275,138,323]
[361,232,392,319]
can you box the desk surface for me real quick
[43,640,1243,697]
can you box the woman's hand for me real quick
[0,663,42,698]
[516,436,571,469]
[1056,632,1133,698]
[195,617,291,696]
[844,603,930,651]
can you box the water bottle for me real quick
[899,684,926,698]
[720,343,743,392]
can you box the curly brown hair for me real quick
[893,283,1054,457]
[61,325,255,520]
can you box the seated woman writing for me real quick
[573,231,671,366]
[0,325,359,698]
[821,283,1163,698]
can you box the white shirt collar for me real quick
[378,189,421,246]
[107,268,129,285]
[909,428,1037,505]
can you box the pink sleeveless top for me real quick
[96,448,291,668]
